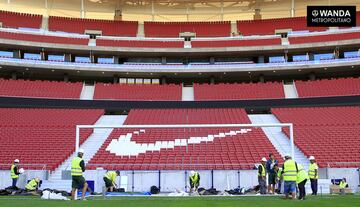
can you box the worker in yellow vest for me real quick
[189,171,200,193]
[10,159,21,187]
[71,149,88,200]
[308,156,318,195]
[296,164,309,200]
[274,164,283,194]
[103,170,120,192]
[339,178,348,195]
[258,157,267,195]
[281,154,298,200]
[25,178,40,191]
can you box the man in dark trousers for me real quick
[296,164,308,200]
[266,153,278,194]
[71,149,88,200]
[308,156,318,195]
[258,157,267,195]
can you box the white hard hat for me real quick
[190,170,196,176]
[14,159,20,163]
[309,156,315,160]
[78,149,85,154]
[261,157,267,162]
[284,153,291,158]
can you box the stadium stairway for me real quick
[41,115,126,191]
[80,83,95,100]
[248,114,308,169]
[137,21,145,37]
[182,85,194,101]
[41,16,48,30]
[230,21,237,35]
[283,81,298,98]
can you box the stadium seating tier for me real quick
[0,31,89,45]
[295,77,360,98]
[272,107,360,167]
[0,108,104,171]
[94,83,182,101]
[0,79,83,99]
[144,21,231,37]
[88,108,283,170]
[0,10,42,29]
[194,82,285,100]
[49,16,138,37]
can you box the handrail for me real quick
[0,163,48,171]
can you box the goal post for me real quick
[75,123,295,159]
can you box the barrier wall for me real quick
[1,168,358,194]
[0,170,48,189]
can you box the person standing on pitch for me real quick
[189,171,200,193]
[281,154,298,200]
[308,156,318,195]
[266,153,278,194]
[258,157,267,195]
[103,170,120,192]
[71,149,88,200]
[274,164,283,194]
[10,159,20,187]
[296,164,308,200]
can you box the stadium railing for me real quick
[0,164,48,171]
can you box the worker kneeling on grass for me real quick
[103,170,120,192]
[189,171,200,193]
[25,178,40,191]
[339,178,349,195]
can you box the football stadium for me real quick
[0,0,359,206]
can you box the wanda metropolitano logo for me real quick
[307,6,356,27]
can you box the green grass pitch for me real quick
[0,195,359,207]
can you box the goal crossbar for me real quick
[76,123,294,158]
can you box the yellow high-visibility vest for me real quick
[10,164,19,179]
[296,164,309,184]
[71,157,83,176]
[258,164,266,177]
[339,181,347,189]
[104,171,117,183]
[25,179,38,190]
[277,168,283,178]
[308,163,319,179]
[190,172,199,184]
[283,160,297,182]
